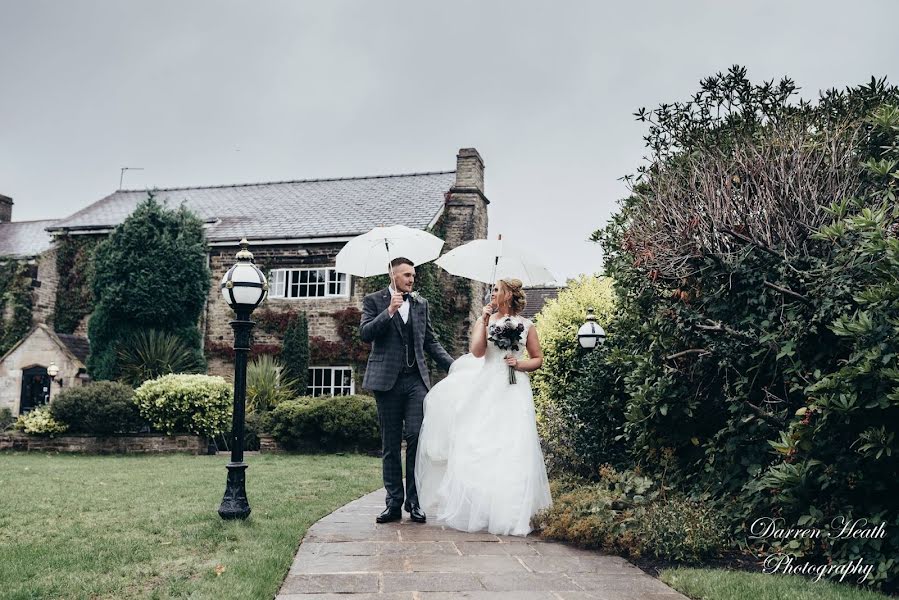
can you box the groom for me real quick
[360,257,455,524]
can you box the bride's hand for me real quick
[504,355,519,369]
[481,303,496,322]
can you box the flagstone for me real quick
[275,489,690,599]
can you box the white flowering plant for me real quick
[14,405,68,436]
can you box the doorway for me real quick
[20,366,50,413]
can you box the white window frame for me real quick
[307,366,355,397]
[268,267,350,300]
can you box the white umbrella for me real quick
[435,237,557,287]
[335,225,444,277]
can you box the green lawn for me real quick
[661,567,893,600]
[0,452,382,600]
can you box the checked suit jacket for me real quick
[360,288,454,392]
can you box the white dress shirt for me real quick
[388,286,410,323]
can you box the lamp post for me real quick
[46,362,60,404]
[218,238,268,520]
[577,307,606,350]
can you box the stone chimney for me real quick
[0,194,12,223]
[453,148,485,193]
[444,148,488,251]
[439,148,490,355]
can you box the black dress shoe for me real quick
[376,507,402,524]
[407,504,426,523]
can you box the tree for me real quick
[280,312,309,395]
[584,68,899,589]
[86,193,210,382]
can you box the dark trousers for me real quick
[373,370,427,510]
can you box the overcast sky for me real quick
[1,1,897,281]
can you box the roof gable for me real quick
[0,325,87,367]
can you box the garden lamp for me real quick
[218,238,268,520]
[577,307,606,350]
[46,361,62,403]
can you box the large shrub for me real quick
[264,395,379,453]
[581,68,899,589]
[531,275,620,475]
[87,194,210,381]
[134,374,232,438]
[49,381,144,434]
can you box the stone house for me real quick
[0,325,89,414]
[0,148,488,413]
[0,195,78,414]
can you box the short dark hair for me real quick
[389,257,415,269]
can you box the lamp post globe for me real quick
[577,307,606,350]
[218,237,268,521]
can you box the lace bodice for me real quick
[485,315,532,363]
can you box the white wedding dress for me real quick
[415,315,552,536]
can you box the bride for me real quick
[415,278,552,536]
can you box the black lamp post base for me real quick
[218,462,251,520]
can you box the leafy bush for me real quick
[116,328,203,387]
[530,276,621,475]
[576,69,899,589]
[49,381,144,434]
[264,395,379,453]
[243,410,263,451]
[87,194,210,381]
[532,469,728,562]
[0,408,14,431]
[633,497,728,562]
[14,406,68,436]
[247,355,297,413]
[134,374,232,438]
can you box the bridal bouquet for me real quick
[488,317,525,384]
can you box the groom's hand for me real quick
[387,291,404,316]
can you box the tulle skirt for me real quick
[415,353,552,536]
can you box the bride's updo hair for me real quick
[498,278,527,315]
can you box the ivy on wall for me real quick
[53,234,103,334]
[0,260,35,356]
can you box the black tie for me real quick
[402,293,411,302]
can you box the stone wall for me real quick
[205,241,368,380]
[206,241,367,346]
[0,432,206,454]
[441,148,490,352]
[32,247,58,326]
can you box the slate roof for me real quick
[521,285,566,320]
[47,171,457,242]
[56,333,90,364]
[0,219,60,259]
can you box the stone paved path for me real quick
[276,489,690,600]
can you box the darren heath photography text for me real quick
[750,517,887,583]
